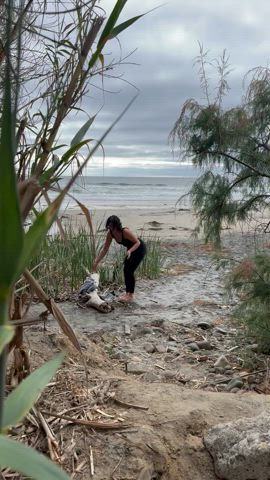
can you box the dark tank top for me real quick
[111,227,138,249]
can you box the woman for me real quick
[92,215,146,302]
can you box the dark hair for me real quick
[105,215,122,231]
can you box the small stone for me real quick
[124,322,131,335]
[214,355,230,368]
[142,372,160,382]
[224,369,233,375]
[140,326,153,335]
[188,342,200,351]
[215,367,225,374]
[197,340,212,350]
[247,375,256,384]
[217,384,227,391]
[185,338,196,344]
[163,370,177,379]
[150,319,165,327]
[197,321,212,330]
[214,327,228,335]
[144,343,155,354]
[197,355,208,362]
[246,343,258,352]
[155,344,167,354]
[167,345,178,353]
[226,378,244,391]
[230,387,240,393]
[169,335,177,341]
[126,363,149,374]
[112,351,128,361]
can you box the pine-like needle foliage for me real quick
[170,50,270,245]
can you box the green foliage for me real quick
[230,254,270,352]
[2,353,64,431]
[170,51,270,245]
[26,226,163,297]
[0,1,147,477]
[0,435,70,480]
[0,325,14,352]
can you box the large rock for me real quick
[204,413,270,480]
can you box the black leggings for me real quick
[124,241,146,294]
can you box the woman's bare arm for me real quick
[92,232,112,271]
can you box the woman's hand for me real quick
[126,250,131,260]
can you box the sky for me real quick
[64,0,270,176]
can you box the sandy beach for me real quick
[60,205,270,246]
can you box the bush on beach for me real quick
[230,253,270,353]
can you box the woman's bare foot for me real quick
[118,293,134,303]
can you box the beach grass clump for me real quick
[27,225,163,298]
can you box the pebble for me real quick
[226,378,244,391]
[126,363,149,374]
[188,342,200,351]
[215,367,225,374]
[196,340,212,350]
[112,351,128,361]
[140,326,154,335]
[142,372,160,382]
[247,375,257,384]
[163,371,177,379]
[144,343,155,354]
[214,355,230,368]
[197,321,212,330]
[246,343,258,352]
[167,345,178,353]
[155,344,167,354]
[214,327,228,335]
[230,387,240,393]
[197,355,208,362]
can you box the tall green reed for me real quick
[27,225,163,297]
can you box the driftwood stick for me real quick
[41,410,130,430]
[109,394,149,411]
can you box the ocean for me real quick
[51,168,199,211]
[53,176,196,211]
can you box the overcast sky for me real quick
[65,0,270,176]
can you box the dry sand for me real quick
[60,205,270,243]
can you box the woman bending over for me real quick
[92,215,146,302]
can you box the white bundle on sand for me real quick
[78,273,114,313]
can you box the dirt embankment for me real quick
[10,232,270,480]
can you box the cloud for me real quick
[61,0,270,175]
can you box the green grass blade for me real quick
[70,117,96,146]
[0,435,70,480]
[0,12,23,291]
[109,14,145,39]
[62,139,92,162]
[0,325,14,354]
[97,0,127,48]
[16,199,63,279]
[2,353,64,431]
